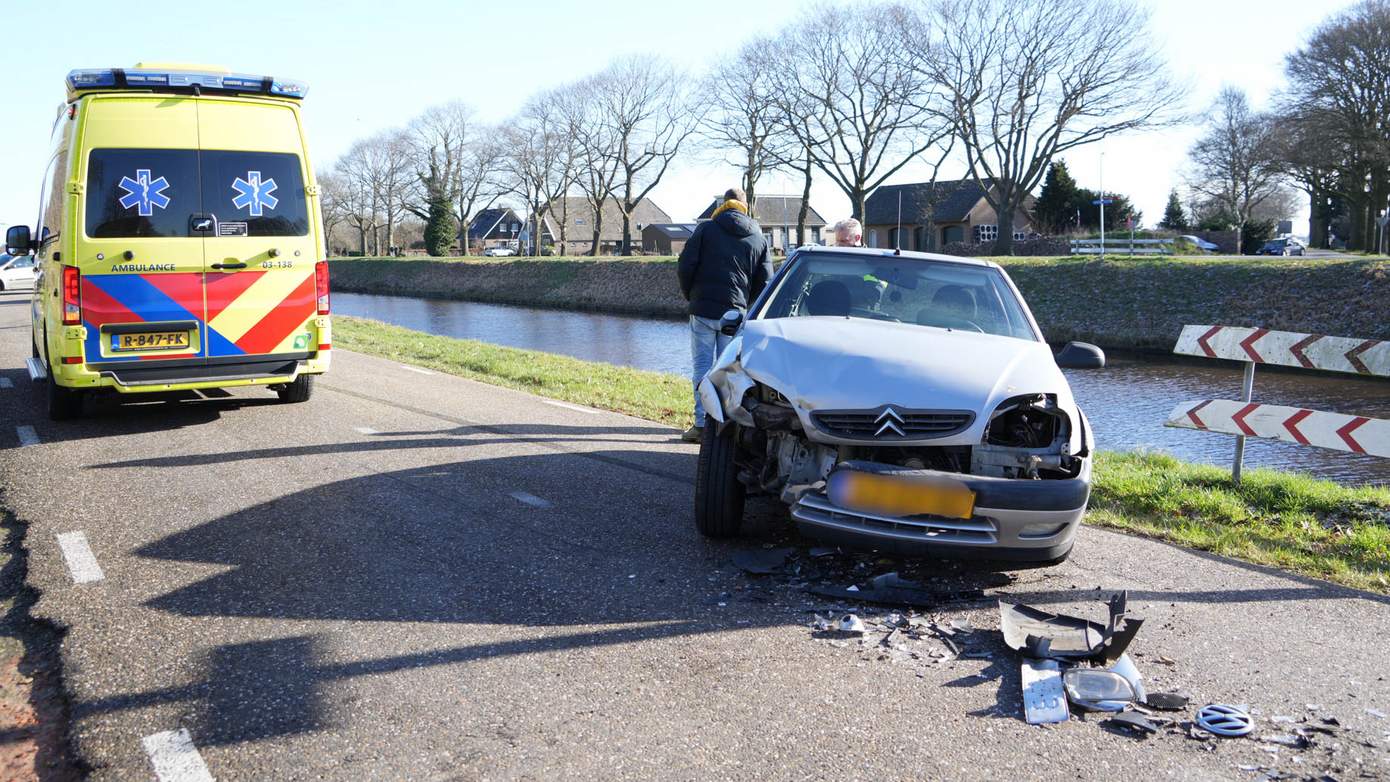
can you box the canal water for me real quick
[335,292,1390,486]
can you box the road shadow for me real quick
[95,441,1387,750]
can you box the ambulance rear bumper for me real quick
[88,352,315,387]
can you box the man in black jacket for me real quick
[677,187,774,442]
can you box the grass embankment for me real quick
[335,315,1390,593]
[330,255,1390,350]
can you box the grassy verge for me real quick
[335,315,1390,593]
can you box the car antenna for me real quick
[894,191,902,256]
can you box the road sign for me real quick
[1378,212,1390,228]
[1092,199,1113,205]
[1173,325,1390,377]
[1166,400,1389,458]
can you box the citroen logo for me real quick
[874,406,906,437]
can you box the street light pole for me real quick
[1099,152,1106,261]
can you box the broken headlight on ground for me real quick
[972,394,1082,479]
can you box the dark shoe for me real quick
[681,425,704,443]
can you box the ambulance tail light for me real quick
[62,266,82,325]
[315,261,330,314]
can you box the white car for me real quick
[0,253,36,290]
[483,246,517,257]
[696,246,1102,563]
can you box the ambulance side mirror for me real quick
[5,225,32,256]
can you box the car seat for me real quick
[805,280,852,316]
[918,285,977,326]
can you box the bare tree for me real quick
[915,0,1183,253]
[317,168,353,255]
[698,36,793,210]
[1274,108,1344,248]
[455,137,506,255]
[499,93,575,256]
[557,77,622,256]
[589,56,702,255]
[1285,0,1390,251]
[773,4,954,223]
[1187,87,1286,252]
[336,141,382,254]
[405,102,474,255]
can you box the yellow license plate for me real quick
[111,331,191,352]
[828,470,976,520]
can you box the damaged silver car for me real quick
[695,246,1103,562]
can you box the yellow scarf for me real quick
[711,199,749,218]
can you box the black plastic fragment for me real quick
[731,547,794,575]
[999,591,1143,663]
[1104,711,1158,736]
[1144,692,1190,711]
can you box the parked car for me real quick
[1177,235,1220,253]
[483,246,517,257]
[1256,238,1305,256]
[695,246,1103,563]
[0,253,37,290]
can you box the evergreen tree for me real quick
[422,188,457,257]
[1159,189,1188,230]
[1034,161,1080,234]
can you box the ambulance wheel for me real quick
[47,376,83,421]
[276,374,314,403]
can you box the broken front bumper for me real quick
[790,460,1091,562]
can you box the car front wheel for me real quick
[694,422,746,538]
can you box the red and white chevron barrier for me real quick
[1166,399,1390,458]
[1174,325,1390,377]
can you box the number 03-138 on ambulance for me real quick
[5,63,331,420]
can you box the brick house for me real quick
[863,179,1038,251]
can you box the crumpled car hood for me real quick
[704,317,1080,446]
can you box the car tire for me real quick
[694,422,746,538]
[47,374,83,421]
[276,374,314,403]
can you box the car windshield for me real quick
[757,252,1038,341]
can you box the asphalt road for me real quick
[1,289,1388,781]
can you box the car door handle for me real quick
[211,262,248,270]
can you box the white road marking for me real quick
[400,365,435,375]
[0,377,13,389]
[509,491,553,509]
[142,728,213,782]
[542,400,601,415]
[56,532,104,584]
[15,425,39,447]
[353,426,379,435]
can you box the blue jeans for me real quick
[690,315,732,425]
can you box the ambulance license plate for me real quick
[111,331,191,352]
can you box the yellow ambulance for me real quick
[5,64,331,420]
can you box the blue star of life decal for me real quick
[117,169,172,217]
[231,170,279,217]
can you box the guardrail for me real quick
[1164,325,1390,482]
[1070,238,1174,256]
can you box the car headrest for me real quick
[805,280,851,316]
[931,285,976,318]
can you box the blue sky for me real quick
[0,0,1361,235]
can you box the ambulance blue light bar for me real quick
[65,68,308,100]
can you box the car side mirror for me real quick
[5,225,33,256]
[719,309,744,336]
[1055,341,1105,369]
